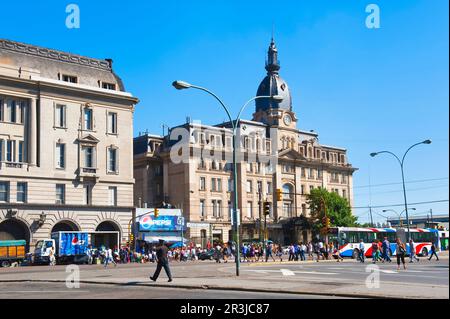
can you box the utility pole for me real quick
[258,183,263,244]
[430,209,434,229]
[369,207,374,227]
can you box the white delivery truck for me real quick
[34,231,119,265]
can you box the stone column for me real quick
[28,98,37,166]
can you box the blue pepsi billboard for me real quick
[139,214,185,232]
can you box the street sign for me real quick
[231,209,241,226]
[186,222,210,228]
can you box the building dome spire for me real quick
[255,37,292,113]
[265,37,280,74]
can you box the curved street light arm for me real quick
[374,151,402,167]
[402,142,427,166]
[189,84,235,130]
[235,96,273,129]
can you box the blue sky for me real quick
[1,0,448,223]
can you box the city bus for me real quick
[328,227,440,259]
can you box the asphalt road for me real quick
[0,282,351,299]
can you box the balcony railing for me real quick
[0,161,24,169]
[82,167,97,174]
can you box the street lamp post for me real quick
[371,140,431,242]
[173,80,283,276]
[382,208,417,228]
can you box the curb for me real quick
[0,278,437,299]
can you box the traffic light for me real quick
[322,216,331,229]
[129,233,134,242]
[276,189,282,201]
[264,202,271,215]
[154,208,159,218]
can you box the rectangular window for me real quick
[62,74,78,83]
[17,182,27,203]
[217,200,222,217]
[56,184,65,204]
[7,100,16,123]
[18,101,25,124]
[200,177,206,191]
[211,178,217,192]
[6,141,15,162]
[246,180,252,193]
[108,186,117,206]
[18,141,24,163]
[0,139,3,161]
[107,112,117,134]
[84,184,92,205]
[83,146,94,168]
[56,143,65,169]
[212,200,217,217]
[247,202,253,218]
[55,104,66,128]
[0,181,10,202]
[267,182,272,194]
[301,185,305,195]
[228,201,232,219]
[84,108,93,130]
[217,178,222,192]
[200,200,205,217]
[257,181,263,193]
[342,189,347,198]
[0,99,3,121]
[102,82,116,90]
[108,148,117,172]
[227,178,233,192]
[283,203,293,217]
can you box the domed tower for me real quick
[253,38,297,129]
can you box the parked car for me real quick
[198,249,215,261]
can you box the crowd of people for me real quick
[85,237,441,269]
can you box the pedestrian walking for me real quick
[275,244,283,262]
[381,237,392,263]
[359,239,365,263]
[300,242,306,261]
[265,242,275,262]
[371,240,380,263]
[308,242,313,260]
[428,243,439,261]
[288,244,295,261]
[49,246,56,266]
[104,247,117,268]
[314,242,321,262]
[409,239,420,263]
[396,238,407,270]
[150,239,173,282]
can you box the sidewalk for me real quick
[0,261,447,299]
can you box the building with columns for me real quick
[0,39,138,251]
[134,39,357,246]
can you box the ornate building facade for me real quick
[134,39,357,245]
[0,39,138,251]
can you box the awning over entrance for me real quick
[143,235,187,244]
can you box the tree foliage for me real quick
[306,188,357,232]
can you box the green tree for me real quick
[306,188,357,233]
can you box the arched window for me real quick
[282,183,294,200]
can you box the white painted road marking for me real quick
[280,269,295,276]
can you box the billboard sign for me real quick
[139,214,186,232]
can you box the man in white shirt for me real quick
[104,248,117,268]
[359,239,365,263]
